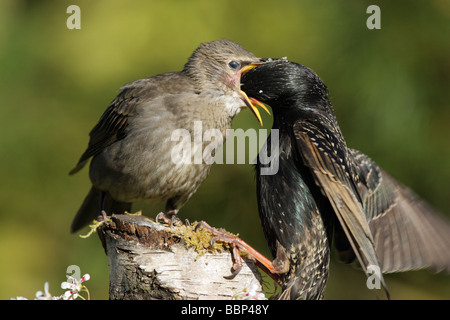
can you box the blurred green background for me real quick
[1,0,449,300]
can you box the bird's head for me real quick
[241,60,332,118]
[184,39,270,125]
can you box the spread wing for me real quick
[69,80,151,175]
[351,149,450,273]
[293,118,389,296]
[293,115,450,280]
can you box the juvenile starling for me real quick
[70,39,268,233]
[241,60,450,299]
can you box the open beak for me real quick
[239,63,271,126]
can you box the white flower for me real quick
[10,266,91,300]
[233,281,267,300]
[61,273,90,300]
[12,282,61,300]
[35,282,55,300]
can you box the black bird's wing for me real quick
[69,80,151,175]
[293,118,389,294]
[294,115,450,276]
[350,149,450,273]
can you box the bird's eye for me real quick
[228,61,240,70]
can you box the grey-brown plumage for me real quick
[241,60,450,299]
[70,39,264,233]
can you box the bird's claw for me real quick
[195,220,278,282]
[195,221,244,277]
[155,212,171,225]
[96,210,108,223]
[155,212,188,227]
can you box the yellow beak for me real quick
[240,63,271,126]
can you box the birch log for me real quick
[98,214,264,300]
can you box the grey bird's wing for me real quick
[293,119,389,297]
[69,79,157,175]
[350,149,450,273]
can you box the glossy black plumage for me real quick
[241,61,450,299]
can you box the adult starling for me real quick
[69,39,269,233]
[241,60,450,299]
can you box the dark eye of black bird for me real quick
[228,60,240,69]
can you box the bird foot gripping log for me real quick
[94,213,271,300]
[194,221,285,285]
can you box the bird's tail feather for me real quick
[70,187,131,233]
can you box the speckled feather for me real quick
[242,60,450,299]
[256,116,332,299]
